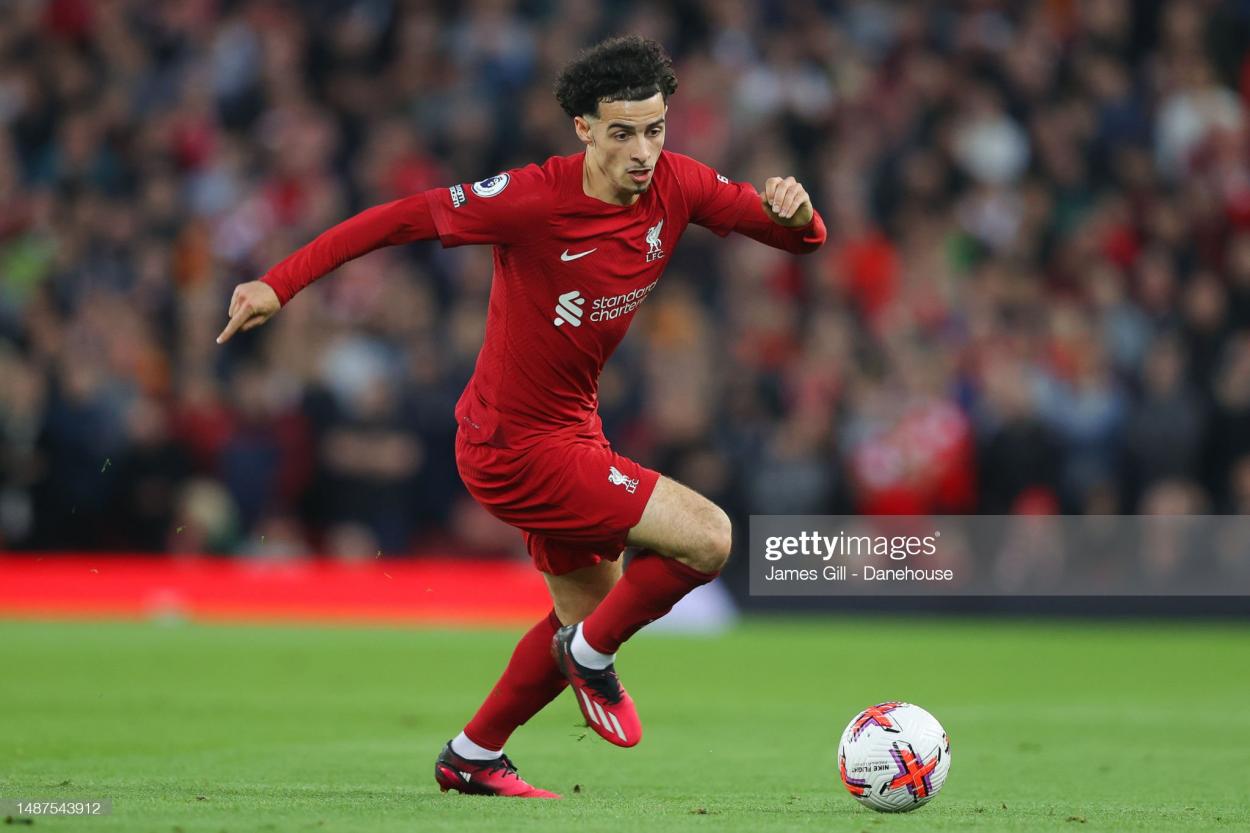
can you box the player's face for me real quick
[576,93,667,201]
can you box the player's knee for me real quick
[692,506,732,574]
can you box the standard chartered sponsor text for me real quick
[590,279,659,322]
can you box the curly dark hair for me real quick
[554,35,678,118]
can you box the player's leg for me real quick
[544,556,623,624]
[546,555,652,746]
[553,475,730,747]
[436,558,620,797]
[624,474,733,572]
[435,603,567,798]
[579,475,729,655]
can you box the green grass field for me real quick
[2,616,1248,833]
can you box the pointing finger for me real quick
[216,310,247,345]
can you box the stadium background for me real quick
[3,3,1250,832]
[5,0,1250,593]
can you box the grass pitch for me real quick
[2,616,1248,833]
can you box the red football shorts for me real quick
[455,424,661,576]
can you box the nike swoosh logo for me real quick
[561,248,597,262]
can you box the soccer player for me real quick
[217,36,825,798]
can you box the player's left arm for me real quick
[762,176,814,228]
[731,176,826,254]
[678,153,825,253]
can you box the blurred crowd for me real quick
[4,0,1250,561]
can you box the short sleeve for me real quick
[671,152,759,237]
[424,163,554,247]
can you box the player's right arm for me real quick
[216,165,553,344]
[216,193,437,343]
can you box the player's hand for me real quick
[216,281,280,344]
[761,176,814,228]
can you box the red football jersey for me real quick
[259,149,826,449]
[430,151,780,447]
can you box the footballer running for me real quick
[217,36,826,798]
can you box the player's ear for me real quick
[574,115,594,147]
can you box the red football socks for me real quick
[581,550,719,654]
[463,609,568,751]
[461,554,719,749]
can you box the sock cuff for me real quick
[579,620,613,656]
[635,550,720,584]
[572,621,617,665]
[460,728,503,754]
